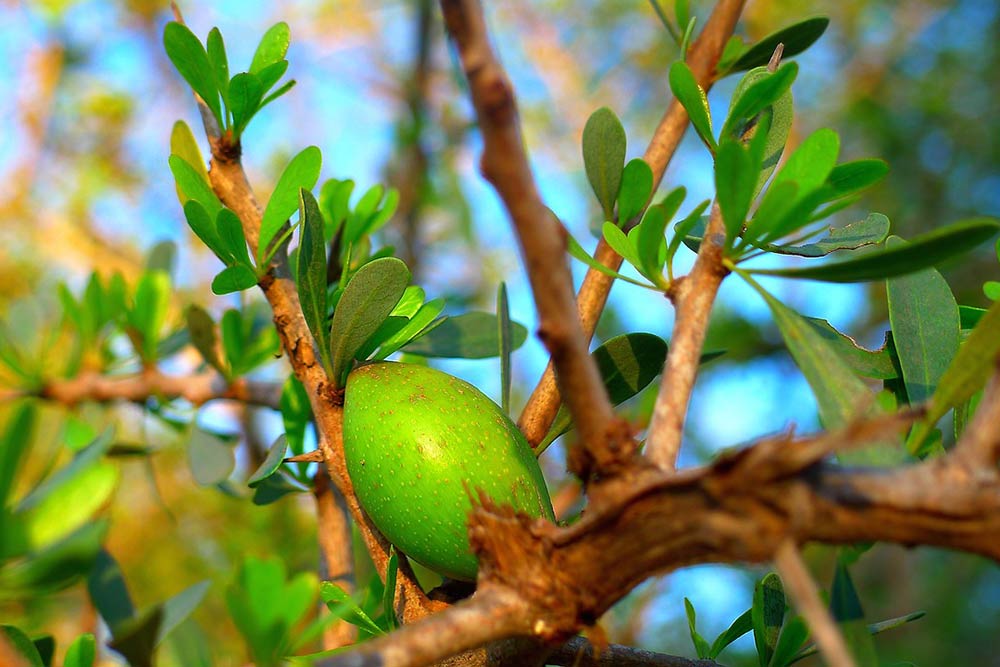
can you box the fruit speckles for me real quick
[342,361,554,581]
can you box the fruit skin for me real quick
[343,361,554,581]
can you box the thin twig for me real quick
[38,369,282,409]
[773,539,855,667]
[440,0,631,480]
[517,0,747,447]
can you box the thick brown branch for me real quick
[440,0,632,480]
[645,202,728,470]
[39,369,281,409]
[518,0,747,447]
[324,413,1000,667]
[315,468,357,649]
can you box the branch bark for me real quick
[38,368,282,409]
[440,0,633,480]
[517,0,747,448]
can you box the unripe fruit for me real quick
[343,361,555,581]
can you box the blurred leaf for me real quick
[402,312,528,359]
[728,17,830,72]
[165,620,212,667]
[145,240,177,277]
[250,23,291,75]
[329,257,410,386]
[0,520,109,597]
[108,607,163,667]
[248,435,288,488]
[792,611,926,664]
[617,158,654,225]
[669,62,716,152]
[258,146,323,266]
[63,634,96,667]
[128,271,171,362]
[582,107,627,219]
[911,297,1000,449]
[752,573,785,667]
[252,470,308,506]
[497,283,512,415]
[297,189,330,372]
[320,582,384,637]
[211,265,258,295]
[88,549,135,631]
[886,237,959,407]
[185,305,225,375]
[0,403,35,510]
[767,214,890,258]
[0,625,43,667]
[157,581,210,646]
[710,609,752,659]
[830,560,877,666]
[31,635,53,667]
[684,598,712,658]
[280,377,313,457]
[750,218,1000,282]
[163,23,221,125]
[187,427,234,486]
[768,616,809,667]
[826,159,889,198]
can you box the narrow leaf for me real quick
[767,214,890,258]
[716,140,756,243]
[162,23,221,125]
[637,187,686,285]
[402,312,528,359]
[374,298,446,360]
[497,283,513,415]
[297,189,330,371]
[329,257,410,386]
[228,72,264,136]
[0,625,44,667]
[669,61,716,151]
[830,560,878,666]
[169,121,208,206]
[0,403,36,509]
[752,573,785,667]
[567,235,658,289]
[64,634,97,667]
[684,598,712,659]
[582,107,627,219]
[87,549,135,631]
[729,17,830,72]
[826,159,888,198]
[382,549,399,632]
[320,582,384,637]
[752,218,1000,283]
[258,146,323,266]
[206,28,229,105]
[768,616,809,667]
[710,609,753,659]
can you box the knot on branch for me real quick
[209,131,242,163]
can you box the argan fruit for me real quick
[343,361,554,581]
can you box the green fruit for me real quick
[343,361,554,581]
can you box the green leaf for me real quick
[0,520,108,596]
[258,146,323,266]
[911,297,1000,449]
[228,72,265,137]
[216,208,253,268]
[751,218,1000,282]
[185,305,225,375]
[182,201,226,261]
[830,560,878,666]
[211,265,258,295]
[773,129,840,194]
[320,582,384,636]
[743,273,870,429]
[728,17,830,73]
[768,616,809,667]
[329,257,410,386]
[382,548,399,632]
[248,435,289,488]
[497,283,513,415]
[804,318,897,380]
[87,549,135,631]
[716,140,756,244]
[163,23,221,126]
[256,60,289,95]
[684,598,712,659]
[566,235,659,289]
[32,635,53,667]
[602,221,642,270]
[617,158,654,225]
[667,200,712,269]
[187,427,235,486]
[826,159,888,199]
[169,121,209,206]
[669,62,716,152]
[402,312,528,359]
[108,606,163,667]
[752,573,785,667]
[205,28,229,107]
[258,79,296,113]
[64,634,97,667]
[722,63,798,141]
[158,581,210,647]
[537,333,669,452]
[767,214,891,258]
[582,107,627,219]
[637,187,686,285]
[251,469,308,505]
[250,23,291,75]
[374,299,446,360]
[0,403,36,510]
[297,189,330,372]
[886,237,959,406]
[170,156,223,219]
[0,625,44,667]
[709,609,753,659]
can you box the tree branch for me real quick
[953,360,1000,469]
[315,467,357,648]
[323,407,1000,667]
[38,368,282,409]
[517,0,747,448]
[440,0,632,480]
[773,539,854,667]
[549,637,719,667]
